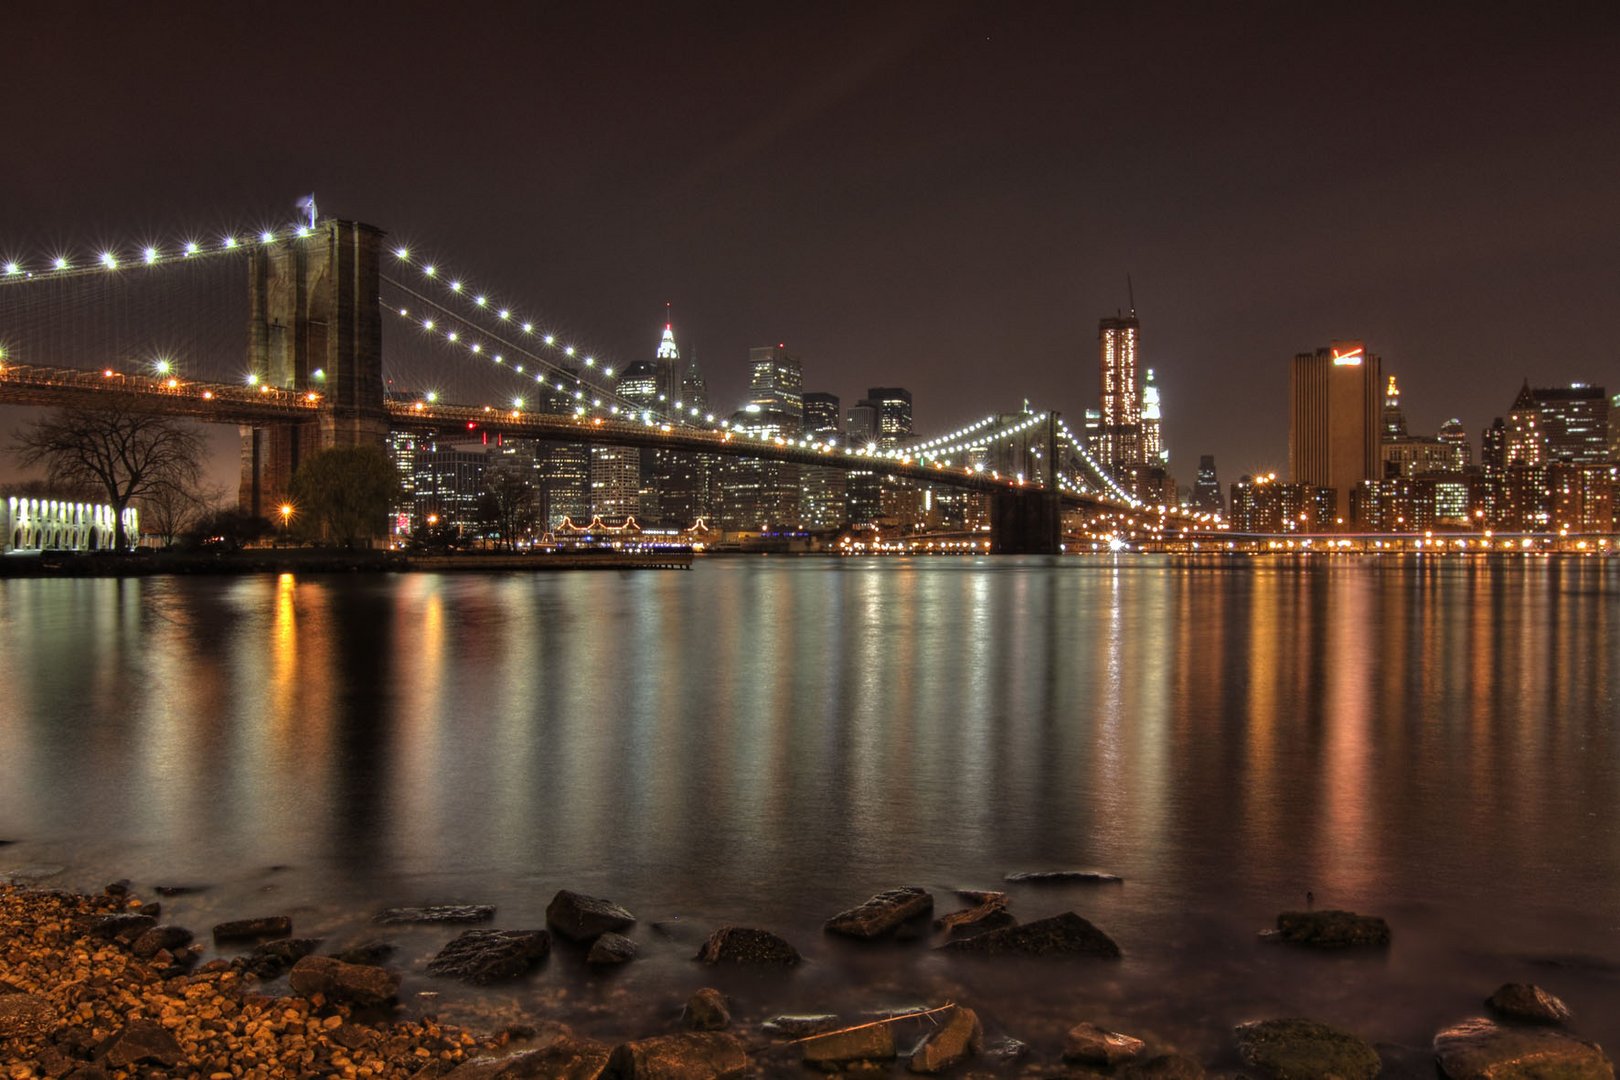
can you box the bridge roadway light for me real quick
[259,230,275,245]
[53,257,69,270]
[100,251,118,269]
[3,262,19,275]
[395,247,409,260]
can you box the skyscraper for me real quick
[1506,382,1543,466]
[1438,418,1472,471]
[1141,369,1166,466]
[1290,340,1382,523]
[864,387,913,447]
[1098,311,1142,470]
[1534,384,1609,463]
[801,391,846,529]
[1382,375,1408,441]
[654,311,681,410]
[1192,454,1223,514]
[748,344,804,428]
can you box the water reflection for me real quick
[1,558,1618,1045]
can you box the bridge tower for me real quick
[989,411,1062,554]
[239,219,388,518]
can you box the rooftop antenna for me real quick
[1127,273,1136,316]
[295,194,318,229]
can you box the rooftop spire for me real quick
[656,302,679,361]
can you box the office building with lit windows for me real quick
[1290,340,1382,523]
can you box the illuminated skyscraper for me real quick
[1290,340,1382,523]
[1098,310,1142,469]
[864,387,913,447]
[1382,375,1408,441]
[1192,454,1222,514]
[654,310,681,409]
[1506,381,1543,466]
[801,392,846,529]
[1438,418,1472,471]
[748,344,803,428]
[1141,368,1166,466]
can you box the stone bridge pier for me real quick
[239,219,388,518]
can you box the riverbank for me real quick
[0,548,691,577]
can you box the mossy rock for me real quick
[1235,1018,1380,1080]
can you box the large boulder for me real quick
[909,1006,983,1074]
[824,887,934,939]
[1270,910,1390,949]
[547,890,636,942]
[1064,1021,1146,1066]
[0,991,53,1040]
[246,937,323,978]
[607,1031,747,1078]
[1005,870,1124,885]
[427,929,552,984]
[1434,1018,1613,1080]
[940,911,1121,958]
[94,1021,184,1068]
[287,955,400,1006]
[82,912,155,941]
[1234,1018,1380,1080]
[1486,984,1573,1025]
[374,904,495,925]
[211,915,293,944]
[694,926,801,966]
[801,1023,897,1070]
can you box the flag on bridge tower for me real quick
[295,194,318,229]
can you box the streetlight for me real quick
[278,503,294,544]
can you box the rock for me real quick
[0,991,53,1039]
[288,955,400,1006]
[374,904,497,925]
[935,897,1015,939]
[130,924,194,958]
[93,1021,183,1068]
[103,880,130,897]
[694,926,801,966]
[1124,1053,1207,1080]
[683,989,731,1032]
[940,911,1121,958]
[546,890,637,942]
[1434,1017,1613,1080]
[1272,910,1390,949]
[763,1015,841,1038]
[82,912,155,940]
[825,886,934,939]
[1004,870,1124,885]
[1487,983,1573,1025]
[444,1036,611,1078]
[426,929,551,984]
[247,937,322,977]
[1064,1021,1146,1066]
[2,864,65,884]
[801,1023,897,1069]
[984,1037,1030,1063]
[607,1031,747,1078]
[954,889,1006,904]
[331,939,396,966]
[211,915,293,943]
[1235,1018,1381,1080]
[909,1005,983,1073]
[153,884,208,896]
[587,932,638,965]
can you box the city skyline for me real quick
[2,3,1617,491]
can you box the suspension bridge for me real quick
[0,214,1190,553]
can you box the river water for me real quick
[1,556,1617,1061]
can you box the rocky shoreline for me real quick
[1,881,1614,1079]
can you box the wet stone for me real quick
[1434,1017,1613,1080]
[940,911,1121,958]
[1235,1017,1381,1080]
[330,939,396,966]
[763,1014,842,1038]
[94,1021,184,1069]
[909,1005,983,1074]
[1271,910,1390,949]
[683,988,731,1032]
[935,896,1014,939]
[1004,870,1124,885]
[288,954,401,1006]
[586,931,638,965]
[130,924,193,959]
[443,1035,611,1078]
[802,1024,897,1070]
[1064,1021,1146,1066]
[0,991,53,1040]
[608,1031,748,1079]
[247,936,322,977]
[152,884,209,897]
[1486,983,1573,1025]
[82,912,155,941]
[695,926,802,966]
[824,886,935,940]
[211,915,292,943]
[426,929,552,984]
[374,904,496,925]
[546,890,636,942]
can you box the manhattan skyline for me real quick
[2,1,1618,489]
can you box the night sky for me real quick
[4,1,1619,492]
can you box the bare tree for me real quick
[478,461,539,551]
[142,481,226,549]
[10,404,205,551]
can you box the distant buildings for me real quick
[1192,454,1223,515]
[1097,311,1142,470]
[1289,340,1381,524]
